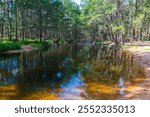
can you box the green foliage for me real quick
[1,0,150,45]
[20,39,41,45]
[0,0,82,43]
[0,42,21,52]
[80,0,150,43]
[111,24,125,34]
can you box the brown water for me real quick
[0,45,146,100]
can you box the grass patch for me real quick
[0,38,54,53]
[143,47,150,50]
[0,42,21,52]
[20,39,41,45]
[122,45,139,49]
[123,45,150,51]
[20,39,54,46]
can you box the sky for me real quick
[74,0,81,5]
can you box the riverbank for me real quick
[120,44,150,99]
[0,39,50,53]
[3,45,38,54]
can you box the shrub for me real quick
[0,42,21,52]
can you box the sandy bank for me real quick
[119,46,150,100]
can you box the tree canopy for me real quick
[0,0,150,44]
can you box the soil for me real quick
[119,44,150,100]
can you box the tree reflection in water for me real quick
[0,44,146,100]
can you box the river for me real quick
[0,44,146,100]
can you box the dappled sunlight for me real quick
[22,91,59,100]
[0,85,18,100]
[85,83,117,94]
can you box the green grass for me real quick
[0,38,55,53]
[122,45,139,49]
[143,47,150,50]
[122,45,150,51]
[0,41,21,52]
[20,39,41,45]
[20,39,54,46]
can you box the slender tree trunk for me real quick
[15,0,18,41]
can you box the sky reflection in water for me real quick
[0,45,146,100]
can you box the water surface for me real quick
[0,45,146,100]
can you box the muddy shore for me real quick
[119,45,150,100]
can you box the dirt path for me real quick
[119,46,150,100]
[4,45,38,54]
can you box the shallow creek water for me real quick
[0,45,146,100]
